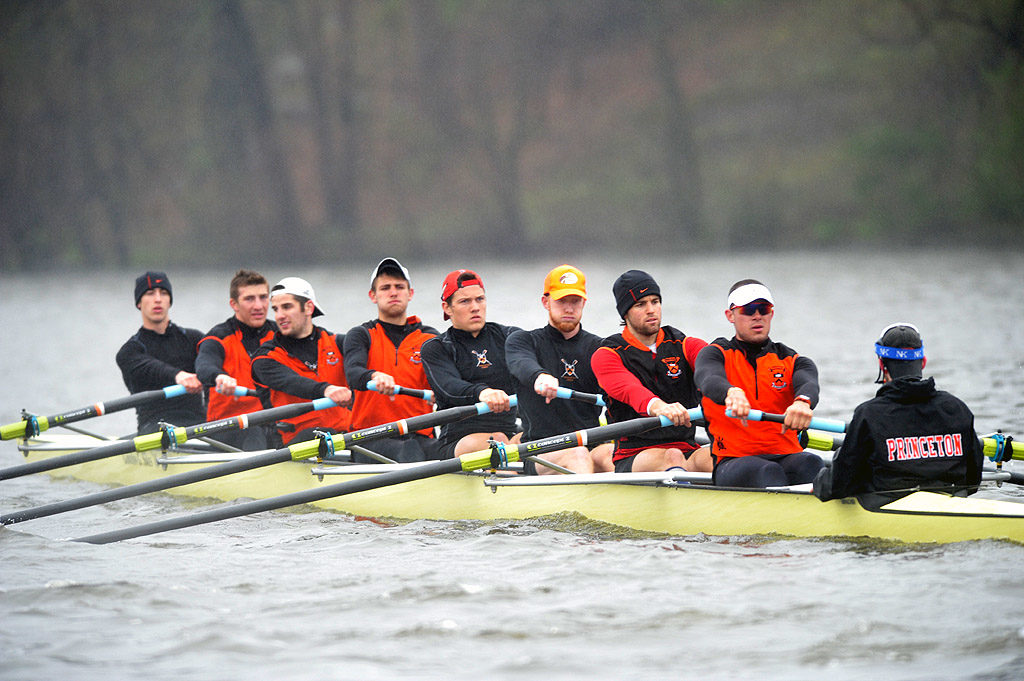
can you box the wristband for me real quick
[794,395,811,405]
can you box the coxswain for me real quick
[343,257,441,462]
[420,269,522,459]
[813,323,983,505]
[116,271,205,435]
[251,277,352,446]
[195,269,277,450]
[591,270,712,473]
[694,279,823,487]
[505,264,613,474]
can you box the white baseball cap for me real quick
[369,257,411,288]
[271,277,326,317]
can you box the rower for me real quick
[505,264,613,474]
[694,279,823,487]
[591,270,712,473]
[420,269,522,459]
[195,269,277,450]
[343,257,441,462]
[116,271,205,435]
[251,277,352,446]
[813,323,984,504]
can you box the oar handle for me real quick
[554,387,606,407]
[365,381,434,401]
[725,409,847,433]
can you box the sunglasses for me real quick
[733,302,773,316]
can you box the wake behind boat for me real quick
[10,431,1024,545]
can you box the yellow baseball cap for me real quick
[544,264,587,300]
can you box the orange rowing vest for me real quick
[263,330,351,444]
[202,323,276,422]
[349,318,436,435]
[701,339,803,458]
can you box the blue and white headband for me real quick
[874,322,924,360]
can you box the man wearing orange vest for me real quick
[694,279,823,488]
[343,258,441,462]
[252,277,352,446]
[196,269,277,450]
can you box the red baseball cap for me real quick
[440,269,484,320]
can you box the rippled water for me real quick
[2,252,1023,680]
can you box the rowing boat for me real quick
[10,432,1024,545]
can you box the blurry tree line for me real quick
[1,0,1021,270]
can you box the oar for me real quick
[554,387,606,407]
[365,381,433,401]
[0,385,254,441]
[726,409,846,433]
[72,409,691,544]
[0,397,518,525]
[0,396,331,482]
[802,430,1024,464]
[802,430,1024,485]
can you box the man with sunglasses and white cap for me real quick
[252,277,352,446]
[343,258,441,462]
[813,323,983,505]
[695,279,822,487]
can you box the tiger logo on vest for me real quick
[661,357,682,378]
[472,349,492,369]
[770,365,787,390]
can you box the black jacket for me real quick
[116,322,205,433]
[505,324,604,440]
[814,377,983,503]
[421,322,521,444]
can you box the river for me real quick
[1,251,1022,680]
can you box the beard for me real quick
[550,317,579,334]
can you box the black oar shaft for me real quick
[72,414,673,544]
[1,387,185,440]
[0,400,322,481]
[3,402,496,522]
[0,449,292,525]
[75,458,465,544]
[0,438,140,481]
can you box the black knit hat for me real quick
[612,270,660,318]
[134,271,173,307]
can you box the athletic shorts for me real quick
[522,441,605,475]
[612,440,697,472]
[436,427,521,461]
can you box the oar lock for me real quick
[19,411,41,439]
[986,431,1015,466]
[488,438,511,483]
[314,429,338,461]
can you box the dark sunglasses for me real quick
[733,302,773,316]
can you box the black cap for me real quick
[134,271,173,306]
[612,270,660,318]
[875,323,924,380]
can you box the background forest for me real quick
[1,0,1022,270]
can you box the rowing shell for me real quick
[12,433,1024,545]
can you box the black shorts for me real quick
[436,428,521,461]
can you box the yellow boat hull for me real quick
[11,434,1024,545]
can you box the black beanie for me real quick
[134,271,173,306]
[612,270,660,318]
